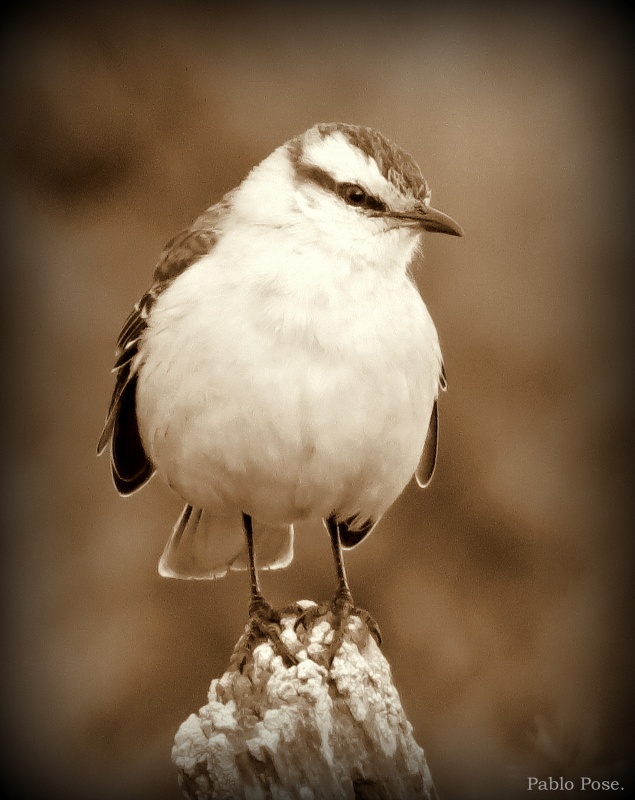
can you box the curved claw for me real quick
[238,596,299,670]
[294,602,329,634]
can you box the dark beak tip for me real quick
[416,204,463,238]
[422,219,464,238]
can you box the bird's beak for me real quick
[389,205,464,237]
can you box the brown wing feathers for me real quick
[97,297,155,495]
[98,201,226,496]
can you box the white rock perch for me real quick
[171,602,437,800]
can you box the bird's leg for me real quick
[327,515,382,651]
[295,515,381,663]
[244,511,266,616]
[329,513,354,608]
[239,513,297,668]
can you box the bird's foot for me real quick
[238,594,299,670]
[294,588,382,665]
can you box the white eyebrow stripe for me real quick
[303,132,389,195]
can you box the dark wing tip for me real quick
[110,375,154,495]
[415,399,439,489]
[338,515,377,549]
[99,292,155,487]
[113,459,154,496]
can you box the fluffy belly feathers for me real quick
[135,261,440,525]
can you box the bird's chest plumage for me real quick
[136,247,441,523]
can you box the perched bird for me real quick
[98,122,462,659]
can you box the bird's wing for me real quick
[97,197,231,495]
[415,399,438,489]
[415,360,447,489]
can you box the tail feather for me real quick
[158,505,294,580]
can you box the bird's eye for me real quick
[337,183,387,213]
[339,183,368,206]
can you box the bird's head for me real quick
[233,122,463,271]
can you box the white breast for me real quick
[135,228,442,526]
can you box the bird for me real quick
[98,122,462,663]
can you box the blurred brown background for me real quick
[1,2,633,799]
